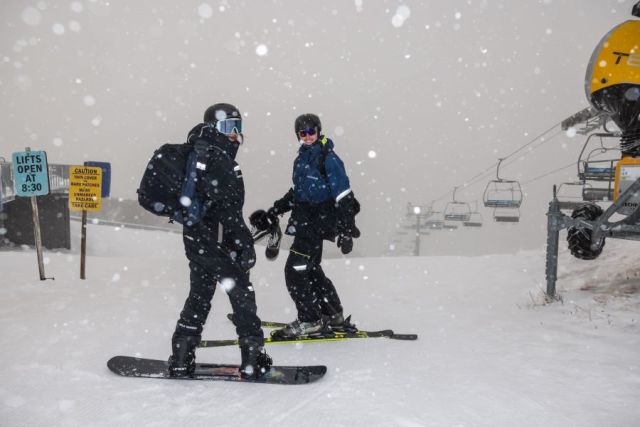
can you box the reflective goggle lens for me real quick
[216,118,242,135]
[298,128,317,137]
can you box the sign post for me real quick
[11,148,51,281]
[69,165,102,279]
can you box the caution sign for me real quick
[69,166,102,211]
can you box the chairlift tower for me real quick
[403,203,431,256]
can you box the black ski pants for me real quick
[173,223,263,343]
[284,235,343,322]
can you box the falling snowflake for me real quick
[22,7,42,26]
[83,95,96,106]
[198,4,214,19]
[256,44,268,56]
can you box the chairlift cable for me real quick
[500,129,564,170]
[499,121,563,162]
[521,161,576,185]
[432,123,564,203]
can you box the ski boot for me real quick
[168,332,200,377]
[239,336,272,379]
[271,318,330,339]
[325,312,358,333]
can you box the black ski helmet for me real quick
[203,103,241,124]
[294,113,321,136]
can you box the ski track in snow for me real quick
[0,224,639,426]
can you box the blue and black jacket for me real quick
[272,136,354,240]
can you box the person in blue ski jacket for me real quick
[250,113,360,337]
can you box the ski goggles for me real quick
[297,128,317,137]
[216,118,242,135]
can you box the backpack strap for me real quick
[175,140,210,225]
[318,136,332,179]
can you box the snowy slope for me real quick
[0,223,638,427]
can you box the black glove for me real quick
[271,188,294,216]
[337,233,353,254]
[249,209,278,232]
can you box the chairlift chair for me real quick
[463,212,483,227]
[483,159,523,209]
[424,210,445,230]
[444,187,472,221]
[555,181,588,212]
[577,133,620,183]
[493,207,520,223]
[463,202,483,227]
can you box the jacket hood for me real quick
[187,123,239,159]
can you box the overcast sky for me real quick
[0,0,634,256]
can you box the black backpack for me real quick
[137,141,209,226]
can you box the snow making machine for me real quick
[545,6,640,298]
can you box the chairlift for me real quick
[420,202,444,230]
[483,158,523,209]
[577,133,620,183]
[444,187,472,221]
[555,181,588,212]
[463,201,483,227]
[424,212,444,230]
[575,133,619,204]
[493,207,521,223]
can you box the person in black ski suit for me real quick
[250,114,360,337]
[168,103,272,379]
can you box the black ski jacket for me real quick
[185,124,254,267]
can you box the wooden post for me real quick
[24,146,48,281]
[80,209,87,280]
[30,194,46,280]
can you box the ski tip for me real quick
[107,355,128,367]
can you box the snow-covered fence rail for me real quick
[48,164,69,194]
[69,216,181,234]
[0,159,15,205]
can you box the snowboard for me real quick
[107,355,326,385]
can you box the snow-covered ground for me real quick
[1,223,638,427]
